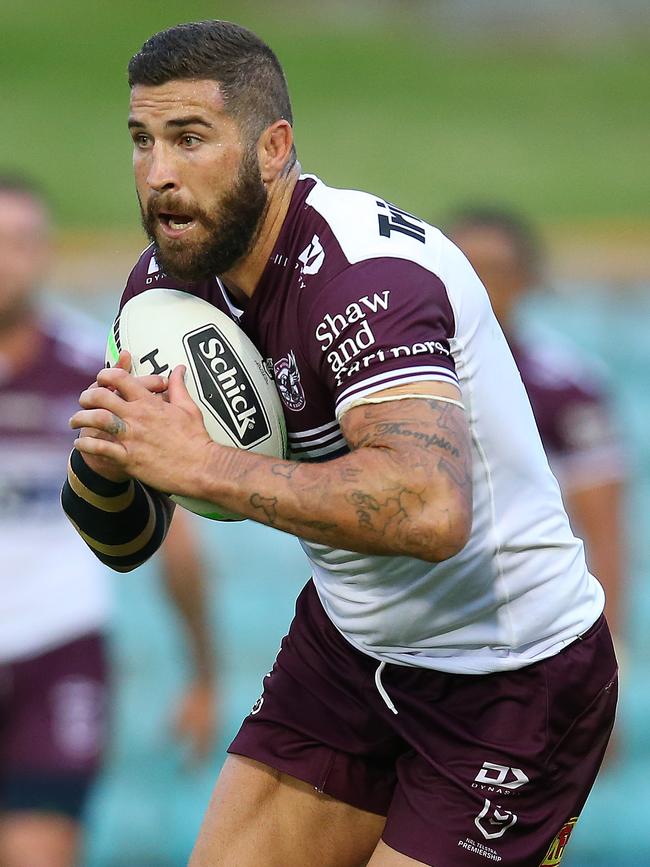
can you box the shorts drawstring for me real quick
[375,661,398,715]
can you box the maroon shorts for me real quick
[229,580,618,866]
[0,632,108,819]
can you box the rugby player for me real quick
[448,208,626,638]
[0,175,217,867]
[62,21,618,866]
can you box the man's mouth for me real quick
[156,212,197,236]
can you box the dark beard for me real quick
[140,146,268,282]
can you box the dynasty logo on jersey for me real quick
[185,325,272,448]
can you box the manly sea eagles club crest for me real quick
[273,350,306,412]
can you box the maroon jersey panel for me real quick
[301,257,456,409]
[510,339,618,462]
[119,178,458,462]
[0,321,102,520]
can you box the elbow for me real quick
[408,500,473,564]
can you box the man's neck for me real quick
[222,162,301,303]
[0,310,43,374]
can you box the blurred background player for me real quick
[447,207,627,637]
[0,174,218,867]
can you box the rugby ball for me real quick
[105,288,287,521]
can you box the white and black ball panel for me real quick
[105,288,287,520]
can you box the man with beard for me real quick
[62,20,618,867]
[0,175,218,867]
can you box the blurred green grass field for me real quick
[1,0,648,234]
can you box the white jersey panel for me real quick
[0,315,111,662]
[297,182,603,673]
[303,174,445,273]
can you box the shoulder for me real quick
[515,329,608,399]
[40,304,106,379]
[514,329,618,458]
[296,177,456,318]
[121,244,165,306]
[302,175,447,273]
[296,177,482,337]
[120,245,220,312]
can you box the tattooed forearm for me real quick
[438,455,472,488]
[302,519,339,532]
[345,486,427,536]
[347,490,381,531]
[200,394,473,562]
[369,421,460,457]
[250,493,278,524]
[340,466,363,483]
[271,462,301,479]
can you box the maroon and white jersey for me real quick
[122,175,604,674]
[511,336,624,494]
[0,310,110,662]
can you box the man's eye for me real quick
[134,134,151,148]
[181,135,200,147]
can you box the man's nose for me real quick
[146,144,179,192]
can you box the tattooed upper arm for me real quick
[339,387,473,555]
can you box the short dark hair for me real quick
[128,21,295,147]
[0,172,48,205]
[446,206,542,279]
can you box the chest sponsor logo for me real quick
[473,762,530,795]
[184,325,271,448]
[540,818,578,866]
[298,234,325,275]
[475,799,517,841]
[273,351,306,412]
[315,290,390,376]
[376,200,426,244]
[315,290,390,351]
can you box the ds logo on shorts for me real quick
[540,817,578,866]
[474,761,530,791]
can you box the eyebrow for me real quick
[127,116,214,130]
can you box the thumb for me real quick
[116,350,133,372]
[168,364,194,408]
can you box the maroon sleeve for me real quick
[302,257,457,415]
[119,246,156,311]
[118,247,222,312]
[514,342,624,486]
[533,378,620,463]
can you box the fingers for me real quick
[116,350,132,371]
[70,407,126,436]
[96,366,167,399]
[74,433,127,463]
[167,365,194,408]
[78,385,125,414]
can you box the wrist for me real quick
[70,448,132,494]
[191,441,236,503]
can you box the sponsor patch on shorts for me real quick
[540,817,578,865]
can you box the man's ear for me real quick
[258,120,294,183]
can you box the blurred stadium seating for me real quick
[3,1,648,863]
